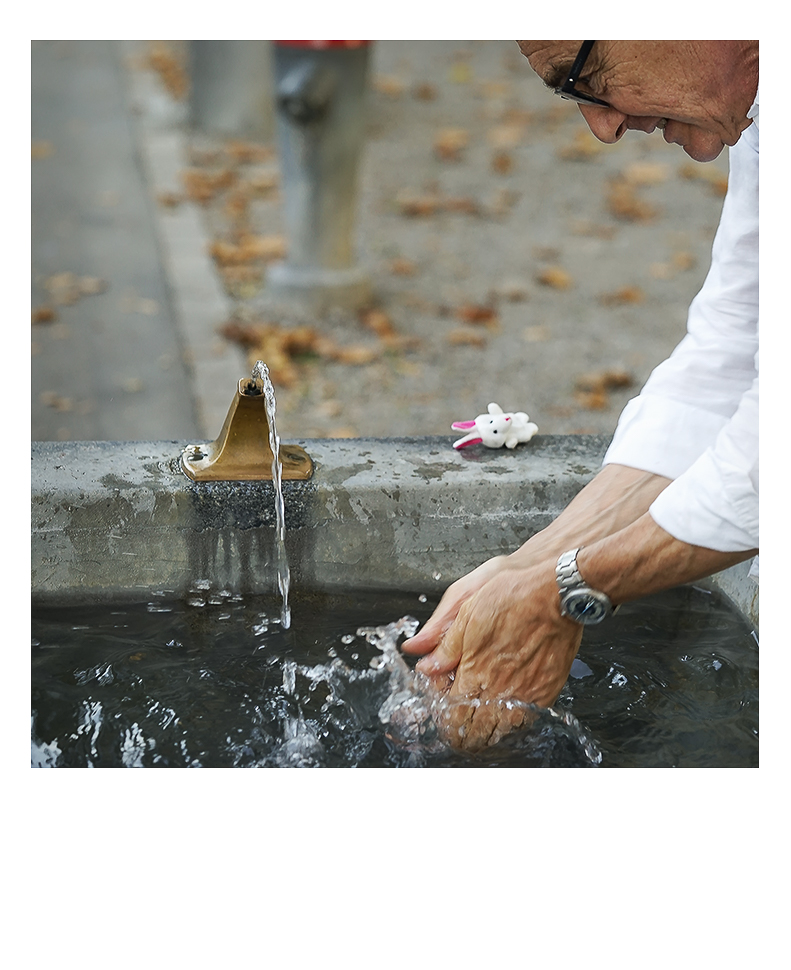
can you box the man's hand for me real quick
[402,555,510,686]
[410,563,584,752]
[405,465,672,670]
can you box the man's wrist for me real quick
[555,547,619,625]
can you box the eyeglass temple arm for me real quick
[562,39,596,89]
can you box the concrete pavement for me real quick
[31,39,242,442]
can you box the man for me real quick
[403,41,759,751]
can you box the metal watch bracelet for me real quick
[555,547,619,621]
[556,547,586,594]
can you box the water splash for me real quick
[356,617,602,765]
[253,360,291,629]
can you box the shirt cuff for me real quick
[603,393,729,480]
[648,449,758,551]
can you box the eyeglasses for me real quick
[554,40,611,108]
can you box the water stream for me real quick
[252,360,291,630]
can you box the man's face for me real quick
[517,41,753,163]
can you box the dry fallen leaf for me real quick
[396,191,441,217]
[447,328,487,347]
[434,128,469,162]
[679,162,728,196]
[558,130,603,160]
[486,123,526,149]
[209,234,286,266]
[31,141,53,159]
[443,195,480,215]
[395,191,480,217]
[487,188,520,217]
[649,251,697,280]
[157,191,183,208]
[622,162,670,185]
[224,187,252,222]
[32,306,57,325]
[147,42,189,100]
[449,59,472,84]
[219,319,387,386]
[360,308,421,351]
[574,389,609,410]
[181,167,236,204]
[40,391,74,412]
[491,150,514,175]
[44,273,108,305]
[604,369,634,389]
[374,75,406,98]
[78,276,107,295]
[360,308,397,338]
[44,273,81,305]
[224,140,274,165]
[607,178,658,222]
[332,345,379,366]
[219,320,320,386]
[247,169,280,195]
[599,286,645,305]
[219,265,263,286]
[388,257,418,276]
[494,280,530,302]
[574,370,633,408]
[455,303,499,327]
[412,82,437,101]
[537,266,573,290]
[672,251,697,271]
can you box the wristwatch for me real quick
[555,548,619,625]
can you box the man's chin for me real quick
[682,140,726,163]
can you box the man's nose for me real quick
[577,104,629,143]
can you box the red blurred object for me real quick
[275,40,370,48]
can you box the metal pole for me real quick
[265,41,372,314]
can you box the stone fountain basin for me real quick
[31,435,758,629]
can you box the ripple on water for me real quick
[31,586,757,768]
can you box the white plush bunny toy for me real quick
[452,403,538,450]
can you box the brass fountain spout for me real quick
[180,365,313,482]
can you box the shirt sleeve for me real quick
[603,113,759,552]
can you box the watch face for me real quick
[561,588,612,625]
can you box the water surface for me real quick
[31,585,757,768]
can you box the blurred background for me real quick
[31,39,730,443]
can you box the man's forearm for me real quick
[578,512,757,605]
[507,463,674,568]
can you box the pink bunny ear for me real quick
[453,434,483,449]
[451,420,476,430]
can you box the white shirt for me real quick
[603,93,759,553]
